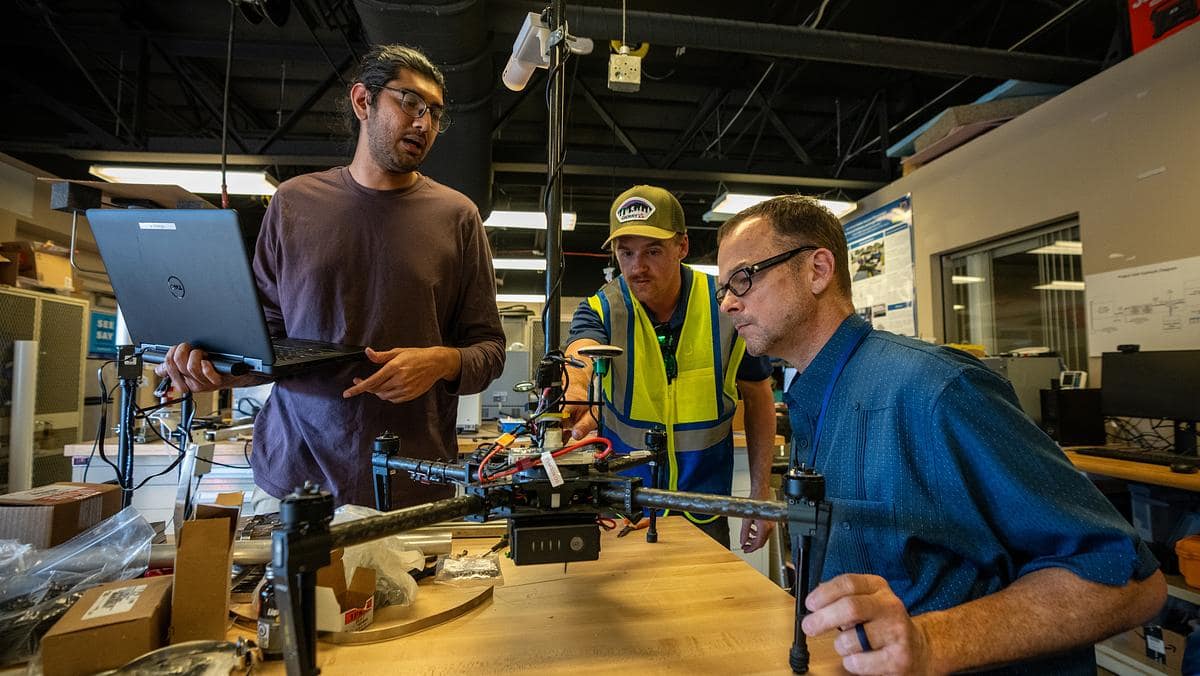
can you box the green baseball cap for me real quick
[603,185,686,249]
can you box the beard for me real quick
[366,116,426,174]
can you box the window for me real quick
[941,219,1086,369]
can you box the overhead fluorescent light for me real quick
[953,304,966,311]
[951,275,986,284]
[703,192,858,222]
[1028,240,1083,256]
[496,293,545,303]
[689,264,719,276]
[492,258,547,271]
[89,164,277,196]
[1033,280,1086,291]
[484,210,577,231]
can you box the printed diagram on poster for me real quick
[1086,255,1200,355]
[844,195,916,336]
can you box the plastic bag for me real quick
[434,553,503,587]
[0,507,155,666]
[0,540,33,574]
[331,505,422,608]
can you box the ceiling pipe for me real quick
[492,1,1101,85]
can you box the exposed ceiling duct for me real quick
[354,0,494,217]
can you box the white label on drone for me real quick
[541,451,565,487]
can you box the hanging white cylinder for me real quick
[10,340,38,492]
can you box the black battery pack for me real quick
[509,515,601,565]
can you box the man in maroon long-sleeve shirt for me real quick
[158,45,504,508]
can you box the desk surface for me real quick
[63,439,249,458]
[238,519,844,675]
[1064,450,1200,490]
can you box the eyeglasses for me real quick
[371,84,451,132]
[655,325,678,382]
[716,245,819,303]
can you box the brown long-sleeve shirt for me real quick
[250,167,504,507]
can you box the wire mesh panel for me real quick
[36,300,85,415]
[0,292,37,412]
[0,288,88,493]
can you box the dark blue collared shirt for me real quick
[786,314,1158,675]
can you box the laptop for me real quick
[87,208,364,376]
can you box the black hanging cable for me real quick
[220,0,237,209]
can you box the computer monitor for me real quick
[1101,350,1200,456]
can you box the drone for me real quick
[269,349,833,676]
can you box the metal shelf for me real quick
[1165,574,1200,606]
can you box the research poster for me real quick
[844,195,916,336]
[1085,255,1200,355]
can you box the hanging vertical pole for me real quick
[544,0,566,352]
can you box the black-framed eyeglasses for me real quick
[716,245,819,303]
[371,84,451,132]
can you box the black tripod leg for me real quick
[789,532,812,674]
[276,566,319,676]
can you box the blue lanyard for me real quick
[805,323,872,468]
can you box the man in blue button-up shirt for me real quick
[715,196,1165,675]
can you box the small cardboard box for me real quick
[0,241,73,290]
[0,482,122,549]
[168,492,241,643]
[0,252,15,286]
[315,549,376,632]
[40,575,173,676]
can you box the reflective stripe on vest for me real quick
[587,268,746,503]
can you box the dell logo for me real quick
[167,276,186,299]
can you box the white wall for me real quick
[847,25,1200,351]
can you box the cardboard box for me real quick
[0,241,73,290]
[0,252,15,286]
[40,575,173,676]
[0,482,122,549]
[168,492,241,643]
[315,549,376,632]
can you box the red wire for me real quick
[480,437,614,483]
[476,443,505,484]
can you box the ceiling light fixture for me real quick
[89,165,277,196]
[484,210,577,231]
[1028,240,1083,256]
[689,264,719,276]
[702,192,858,222]
[492,258,548,271]
[951,275,986,285]
[496,293,546,303]
[1033,280,1086,291]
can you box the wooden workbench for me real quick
[1064,450,1200,491]
[239,518,843,675]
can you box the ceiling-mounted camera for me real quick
[502,12,595,92]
